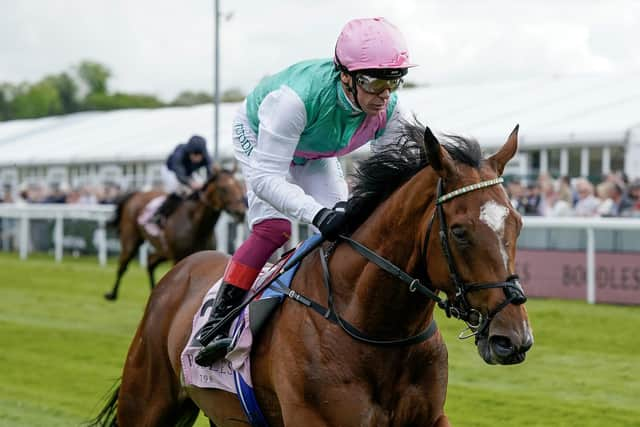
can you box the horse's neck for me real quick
[182,200,221,234]
[332,169,438,336]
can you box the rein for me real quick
[271,244,439,347]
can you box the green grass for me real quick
[0,252,638,426]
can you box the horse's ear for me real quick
[424,126,456,178]
[211,163,221,176]
[230,161,238,174]
[488,125,519,176]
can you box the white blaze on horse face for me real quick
[479,200,510,269]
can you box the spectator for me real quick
[539,180,573,216]
[556,175,574,206]
[596,181,633,217]
[523,183,542,215]
[99,182,122,204]
[506,179,527,215]
[42,183,67,203]
[573,178,600,216]
[0,184,14,203]
[621,179,640,217]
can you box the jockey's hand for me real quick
[190,181,202,191]
[312,201,348,241]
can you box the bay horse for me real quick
[104,166,246,301]
[91,122,534,426]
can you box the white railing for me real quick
[522,217,640,304]
[0,203,246,267]
[1,203,640,305]
[0,203,114,265]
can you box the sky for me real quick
[1,0,639,102]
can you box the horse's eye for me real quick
[450,225,469,244]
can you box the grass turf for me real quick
[0,252,638,426]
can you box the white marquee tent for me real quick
[1,72,639,187]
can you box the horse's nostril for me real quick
[520,335,534,353]
[489,335,514,358]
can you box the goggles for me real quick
[355,73,404,94]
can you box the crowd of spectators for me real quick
[506,172,640,218]
[2,173,640,219]
[0,182,126,205]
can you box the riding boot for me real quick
[150,193,182,226]
[195,282,247,366]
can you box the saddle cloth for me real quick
[137,195,166,237]
[180,236,321,425]
[180,238,316,390]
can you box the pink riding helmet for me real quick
[334,17,417,73]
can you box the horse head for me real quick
[422,125,533,365]
[200,163,246,223]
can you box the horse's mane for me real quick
[345,119,482,231]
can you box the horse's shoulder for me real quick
[179,250,229,266]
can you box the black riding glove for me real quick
[312,201,348,241]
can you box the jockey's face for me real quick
[340,72,391,116]
[189,152,204,164]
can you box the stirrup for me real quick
[195,336,233,366]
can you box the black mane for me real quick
[345,119,482,231]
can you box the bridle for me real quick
[327,175,527,345]
[422,177,527,339]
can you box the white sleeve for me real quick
[245,85,326,224]
[370,101,410,154]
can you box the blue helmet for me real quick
[186,135,207,154]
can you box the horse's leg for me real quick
[118,320,199,426]
[279,405,330,427]
[146,253,167,289]
[104,235,143,301]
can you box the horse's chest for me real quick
[295,377,443,427]
[362,385,443,427]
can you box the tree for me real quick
[44,72,79,114]
[84,92,164,111]
[11,81,63,119]
[170,90,213,106]
[220,87,245,103]
[77,61,111,95]
[0,83,15,121]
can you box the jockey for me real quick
[196,17,416,366]
[151,135,212,226]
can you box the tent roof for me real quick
[1,72,639,167]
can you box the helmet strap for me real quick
[350,75,362,110]
[335,52,364,112]
[347,72,363,111]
